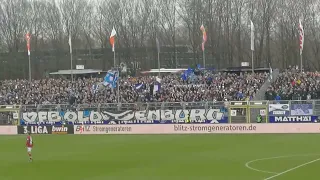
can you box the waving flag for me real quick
[299,19,304,55]
[135,83,143,90]
[269,64,273,82]
[110,27,116,52]
[103,70,119,88]
[251,20,255,51]
[181,68,194,81]
[26,32,31,56]
[200,25,207,51]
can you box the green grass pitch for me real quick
[1,134,320,180]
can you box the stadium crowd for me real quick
[266,67,320,100]
[0,71,269,105]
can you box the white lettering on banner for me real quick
[52,126,68,132]
[30,126,48,134]
[275,116,311,122]
[22,109,225,124]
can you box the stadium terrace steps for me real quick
[250,69,280,123]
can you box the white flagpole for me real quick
[251,50,254,73]
[71,51,73,82]
[156,37,160,77]
[117,72,120,103]
[69,34,73,82]
[114,47,116,68]
[300,53,303,73]
[158,52,160,77]
[203,49,205,68]
[28,53,31,81]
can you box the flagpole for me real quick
[117,78,120,103]
[300,53,303,73]
[70,49,73,82]
[115,47,119,103]
[250,20,254,73]
[28,54,31,81]
[203,49,205,68]
[69,35,73,82]
[158,51,160,77]
[251,50,254,73]
[115,50,119,103]
[113,49,116,68]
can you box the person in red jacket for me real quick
[26,131,33,162]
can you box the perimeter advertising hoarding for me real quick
[17,125,74,134]
[74,124,320,134]
[0,126,17,135]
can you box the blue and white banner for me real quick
[269,116,319,123]
[268,104,290,116]
[290,104,313,116]
[20,108,228,125]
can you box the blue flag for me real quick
[181,68,193,81]
[103,70,119,88]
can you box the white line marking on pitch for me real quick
[245,153,320,175]
[263,157,320,180]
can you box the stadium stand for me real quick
[0,71,269,105]
[267,67,320,100]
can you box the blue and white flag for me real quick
[135,83,143,90]
[103,70,119,88]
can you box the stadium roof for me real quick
[140,68,187,74]
[49,69,103,75]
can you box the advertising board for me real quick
[268,104,290,116]
[0,126,17,135]
[269,116,319,123]
[17,125,74,134]
[74,123,320,134]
